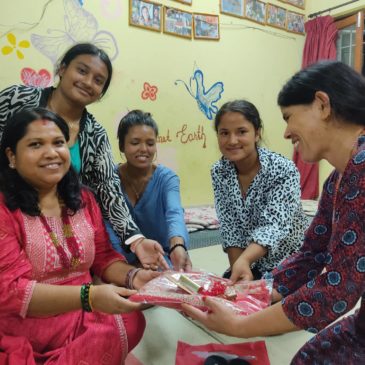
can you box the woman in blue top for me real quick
[106,110,192,271]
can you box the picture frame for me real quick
[220,0,244,19]
[286,10,305,34]
[266,3,287,30]
[129,0,162,32]
[193,13,220,40]
[163,6,193,39]
[286,0,305,10]
[244,0,266,25]
[172,0,192,5]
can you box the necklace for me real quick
[122,166,153,201]
[39,207,81,268]
[124,173,149,200]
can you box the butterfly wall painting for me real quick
[175,68,224,120]
[30,0,119,65]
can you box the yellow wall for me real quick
[0,0,363,205]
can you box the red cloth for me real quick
[0,190,145,364]
[295,15,338,199]
[175,341,270,365]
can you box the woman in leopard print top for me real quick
[211,99,309,281]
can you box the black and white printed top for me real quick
[0,85,140,242]
[211,147,310,274]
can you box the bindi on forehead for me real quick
[27,119,60,134]
[41,118,51,125]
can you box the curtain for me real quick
[294,15,338,199]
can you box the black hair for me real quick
[214,99,263,133]
[117,110,159,151]
[56,43,113,97]
[278,60,365,126]
[0,107,82,216]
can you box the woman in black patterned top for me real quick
[211,100,309,282]
[0,43,169,270]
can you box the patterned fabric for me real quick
[0,189,134,364]
[272,135,365,364]
[211,147,309,274]
[184,205,219,231]
[0,84,139,242]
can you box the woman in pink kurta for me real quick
[0,108,158,364]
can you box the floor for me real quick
[126,245,314,365]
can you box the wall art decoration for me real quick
[141,82,158,101]
[31,0,119,63]
[129,0,162,32]
[286,10,305,34]
[164,6,193,39]
[220,0,244,18]
[1,33,30,60]
[245,0,266,25]
[193,13,220,40]
[175,67,225,120]
[266,3,286,30]
[21,68,52,87]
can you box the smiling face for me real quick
[6,120,71,193]
[58,54,109,107]
[281,93,330,163]
[122,125,157,169]
[217,111,260,164]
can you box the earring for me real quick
[9,163,15,169]
[153,152,158,163]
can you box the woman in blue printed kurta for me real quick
[182,61,365,364]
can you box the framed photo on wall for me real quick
[266,3,286,30]
[286,10,305,34]
[172,0,192,5]
[129,0,162,32]
[244,0,266,25]
[163,6,193,39]
[193,13,220,40]
[286,0,305,10]
[220,0,244,19]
